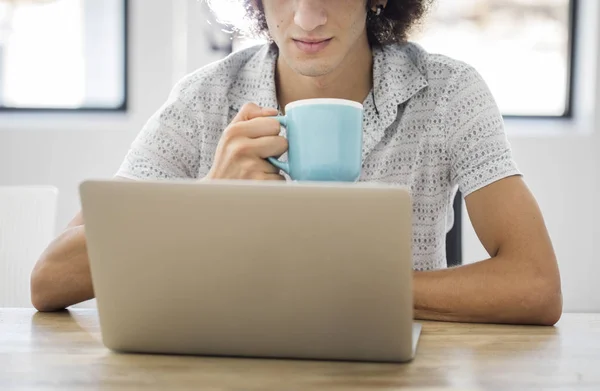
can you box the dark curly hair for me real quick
[226,0,433,47]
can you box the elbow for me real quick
[538,288,563,326]
[30,260,65,312]
[525,273,563,326]
[30,225,92,312]
[31,297,59,313]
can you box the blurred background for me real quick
[0,0,598,311]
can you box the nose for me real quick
[294,0,327,32]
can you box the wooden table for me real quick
[0,310,598,390]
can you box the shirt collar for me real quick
[228,43,429,160]
[362,44,429,160]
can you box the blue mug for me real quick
[268,98,363,182]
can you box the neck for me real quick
[275,36,373,111]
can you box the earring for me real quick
[375,4,384,16]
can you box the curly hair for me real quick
[218,0,433,47]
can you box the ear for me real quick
[369,0,388,13]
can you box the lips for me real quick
[293,38,332,54]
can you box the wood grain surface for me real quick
[0,309,598,390]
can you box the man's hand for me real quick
[206,103,288,181]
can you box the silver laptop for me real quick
[80,179,421,363]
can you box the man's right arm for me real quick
[30,211,94,312]
[30,103,287,312]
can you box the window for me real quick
[220,0,576,118]
[0,0,127,111]
[413,0,576,117]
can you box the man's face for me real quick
[261,0,370,77]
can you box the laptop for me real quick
[80,179,421,363]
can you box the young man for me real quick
[31,0,562,325]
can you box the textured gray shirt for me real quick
[116,42,521,271]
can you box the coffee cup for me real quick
[268,98,363,182]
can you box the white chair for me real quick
[0,186,58,308]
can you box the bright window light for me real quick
[0,0,126,110]
[414,0,573,117]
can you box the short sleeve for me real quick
[445,66,521,196]
[116,81,202,180]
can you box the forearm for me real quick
[30,226,94,312]
[413,255,562,325]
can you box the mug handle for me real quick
[267,115,290,174]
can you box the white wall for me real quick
[0,0,598,312]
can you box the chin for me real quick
[293,63,335,77]
[288,56,339,77]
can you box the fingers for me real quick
[232,103,278,123]
[211,102,287,182]
[250,136,289,159]
[226,136,287,162]
[223,116,283,142]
